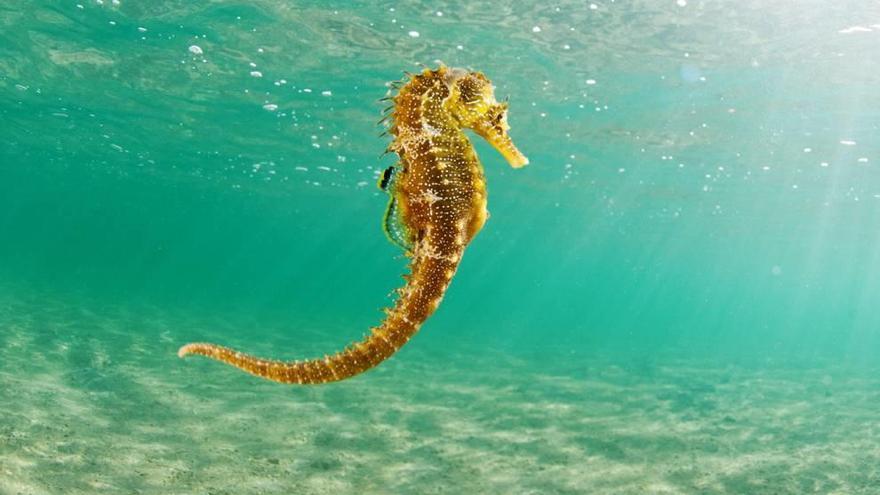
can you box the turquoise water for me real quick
[2,1,880,493]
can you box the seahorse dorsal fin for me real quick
[383,197,412,251]
[378,165,412,251]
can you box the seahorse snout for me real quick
[482,128,529,168]
[472,111,529,168]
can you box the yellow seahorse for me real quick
[178,66,528,384]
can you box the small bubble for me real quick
[408,30,420,38]
[532,26,542,33]
[250,71,263,78]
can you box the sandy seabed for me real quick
[1,291,878,495]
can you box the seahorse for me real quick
[178,66,528,384]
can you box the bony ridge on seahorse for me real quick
[178,65,528,384]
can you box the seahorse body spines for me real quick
[178,66,527,385]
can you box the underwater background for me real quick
[2,1,880,493]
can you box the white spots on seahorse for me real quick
[420,188,441,205]
[423,121,442,136]
[429,298,442,311]
[415,240,461,264]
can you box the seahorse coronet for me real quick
[178,66,528,385]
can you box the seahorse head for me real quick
[443,67,529,168]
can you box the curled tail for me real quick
[178,249,459,384]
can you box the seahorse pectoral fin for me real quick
[378,165,395,191]
[473,105,529,168]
